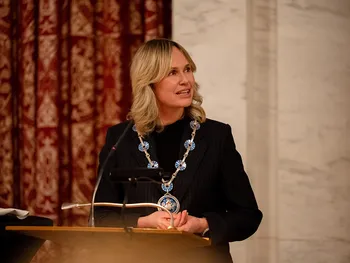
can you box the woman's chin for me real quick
[163,98,193,109]
[179,98,193,107]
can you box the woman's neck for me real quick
[159,108,185,126]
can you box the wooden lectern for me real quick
[5,167,219,263]
[6,226,212,263]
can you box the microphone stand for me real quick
[61,202,175,229]
[88,121,133,227]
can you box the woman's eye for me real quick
[168,70,177,76]
[184,67,192,72]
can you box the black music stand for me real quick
[1,215,53,263]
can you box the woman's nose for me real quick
[179,72,189,85]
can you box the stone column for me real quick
[246,0,278,262]
[277,1,350,262]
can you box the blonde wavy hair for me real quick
[128,38,206,135]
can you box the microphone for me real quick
[88,121,133,227]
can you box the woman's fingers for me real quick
[176,224,187,232]
[178,210,188,226]
[157,218,171,230]
[147,211,191,229]
[173,211,182,227]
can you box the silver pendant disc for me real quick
[157,194,180,213]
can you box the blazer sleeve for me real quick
[94,127,140,227]
[203,124,263,244]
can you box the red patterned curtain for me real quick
[0,0,172,226]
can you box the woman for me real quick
[95,39,262,262]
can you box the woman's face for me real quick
[153,47,195,113]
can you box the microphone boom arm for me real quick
[62,202,175,229]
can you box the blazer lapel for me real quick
[172,120,207,204]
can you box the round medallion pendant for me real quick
[157,194,180,213]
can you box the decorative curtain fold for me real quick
[0,0,172,226]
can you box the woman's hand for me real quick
[137,210,189,229]
[177,215,208,234]
[137,211,171,229]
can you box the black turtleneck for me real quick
[152,118,188,174]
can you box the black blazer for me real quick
[95,118,262,249]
